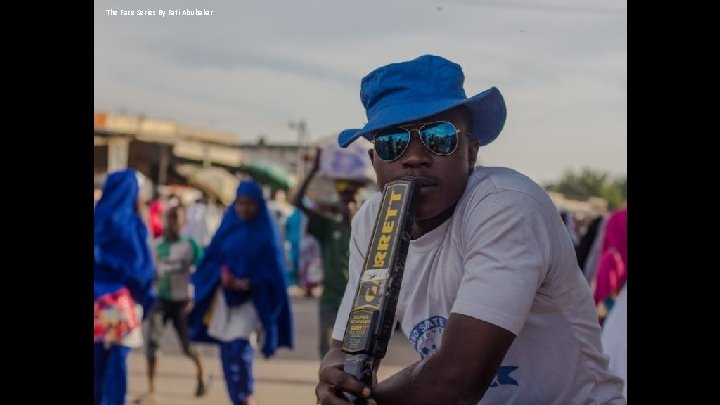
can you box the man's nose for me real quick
[400,132,431,168]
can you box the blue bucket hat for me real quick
[338,55,506,148]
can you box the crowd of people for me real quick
[94,173,292,405]
[565,206,628,399]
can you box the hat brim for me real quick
[338,87,506,148]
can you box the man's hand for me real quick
[292,147,322,210]
[316,343,374,405]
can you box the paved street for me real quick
[125,293,419,404]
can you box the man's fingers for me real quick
[315,384,340,405]
[315,383,355,405]
[319,366,370,398]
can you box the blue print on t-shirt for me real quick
[409,316,520,388]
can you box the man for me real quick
[144,203,207,398]
[315,55,625,404]
[293,152,364,358]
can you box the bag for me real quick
[94,287,141,345]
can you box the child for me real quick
[143,203,207,398]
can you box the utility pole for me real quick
[289,120,308,179]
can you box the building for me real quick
[94,111,244,180]
[94,112,309,193]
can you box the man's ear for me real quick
[468,140,480,168]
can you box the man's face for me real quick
[369,107,479,221]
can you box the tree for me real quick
[614,175,627,202]
[545,168,626,210]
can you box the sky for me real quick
[94,0,626,184]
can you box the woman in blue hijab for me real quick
[94,169,155,405]
[189,179,293,405]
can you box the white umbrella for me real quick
[175,164,239,206]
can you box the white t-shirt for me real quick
[333,166,626,405]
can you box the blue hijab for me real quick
[94,169,154,303]
[190,180,294,357]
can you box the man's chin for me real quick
[414,207,439,222]
[415,199,457,223]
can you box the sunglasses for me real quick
[372,121,462,162]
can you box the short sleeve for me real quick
[451,191,552,336]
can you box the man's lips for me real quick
[397,176,437,188]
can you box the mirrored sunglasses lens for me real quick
[374,130,410,161]
[419,122,458,155]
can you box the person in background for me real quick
[148,191,165,239]
[188,180,293,405]
[284,206,307,288]
[575,214,604,275]
[143,203,207,399]
[560,210,580,247]
[601,283,627,400]
[94,169,155,405]
[592,206,628,324]
[293,150,365,359]
[267,188,296,286]
[298,220,324,297]
[183,193,224,248]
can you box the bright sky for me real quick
[94,0,626,184]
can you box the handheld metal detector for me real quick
[341,177,419,402]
